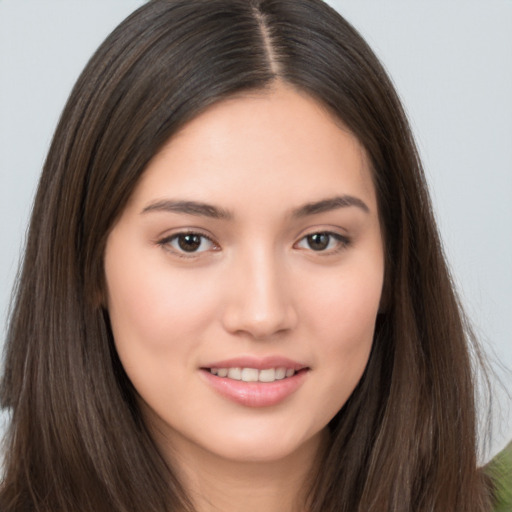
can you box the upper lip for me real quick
[201,356,308,371]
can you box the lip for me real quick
[202,355,307,371]
[199,356,310,408]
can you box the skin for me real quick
[104,84,385,512]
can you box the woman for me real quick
[0,0,497,510]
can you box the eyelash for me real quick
[295,231,350,254]
[157,230,350,258]
[157,231,219,259]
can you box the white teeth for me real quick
[241,368,259,382]
[275,367,286,380]
[258,368,275,382]
[209,366,298,382]
[227,367,242,380]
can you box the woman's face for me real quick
[104,85,384,465]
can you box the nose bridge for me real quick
[222,241,297,338]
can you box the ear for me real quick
[378,267,391,314]
[95,281,108,310]
[89,267,109,310]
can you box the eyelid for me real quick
[157,229,220,258]
[294,229,351,254]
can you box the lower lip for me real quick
[200,369,308,407]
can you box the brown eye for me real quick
[296,231,350,253]
[160,232,216,254]
[177,234,202,252]
[306,233,331,251]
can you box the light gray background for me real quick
[0,0,511,460]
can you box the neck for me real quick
[159,430,329,512]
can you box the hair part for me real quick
[1,1,493,511]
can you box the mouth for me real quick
[201,367,309,407]
[206,366,303,383]
[200,358,310,407]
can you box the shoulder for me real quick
[486,441,512,511]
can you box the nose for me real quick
[221,247,298,339]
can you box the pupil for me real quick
[308,233,329,251]
[178,234,201,252]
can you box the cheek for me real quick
[104,248,220,369]
[306,264,383,345]
[300,259,383,403]
[104,254,225,419]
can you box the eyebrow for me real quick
[141,195,369,219]
[141,200,232,219]
[291,195,370,217]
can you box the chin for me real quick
[200,424,327,465]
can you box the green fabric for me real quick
[487,441,512,511]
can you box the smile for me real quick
[209,367,296,382]
[201,358,309,407]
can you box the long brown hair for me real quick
[1,0,492,510]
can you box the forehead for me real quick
[127,85,377,217]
